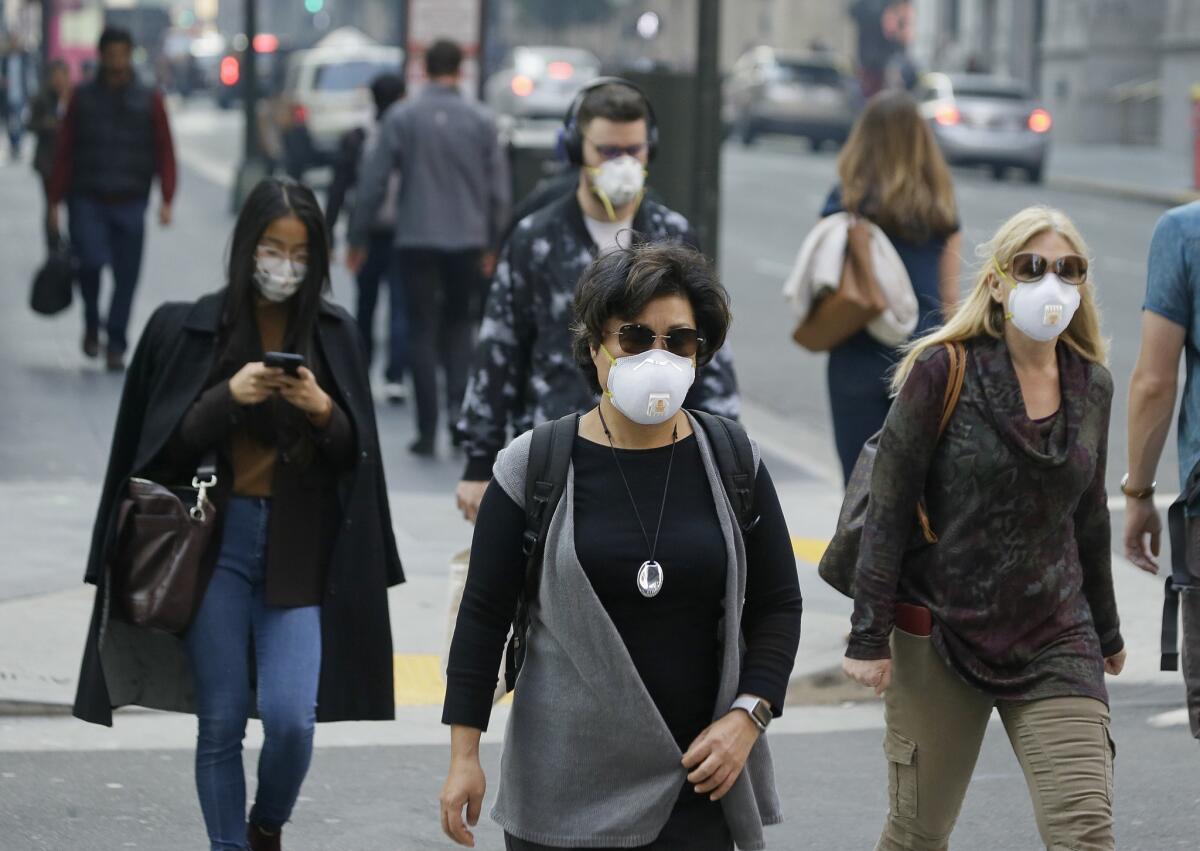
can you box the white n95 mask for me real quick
[603,346,695,425]
[997,259,1081,343]
[588,155,646,221]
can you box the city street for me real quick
[1,98,1198,849]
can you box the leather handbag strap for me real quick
[917,341,968,544]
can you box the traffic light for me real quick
[304,0,323,12]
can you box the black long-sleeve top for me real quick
[443,435,803,751]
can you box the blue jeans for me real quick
[356,231,409,383]
[185,497,322,851]
[68,196,148,354]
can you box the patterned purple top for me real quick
[847,336,1123,703]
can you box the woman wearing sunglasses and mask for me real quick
[74,177,403,851]
[842,207,1124,851]
[439,242,802,851]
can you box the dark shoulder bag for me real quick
[503,411,761,692]
[818,342,967,598]
[110,452,219,634]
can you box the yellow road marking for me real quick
[792,537,827,564]
[393,654,512,707]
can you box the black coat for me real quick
[74,291,404,726]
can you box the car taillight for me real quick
[220,56,239,87]
[547,61,574,80]
[1028,108,1052,133]
[511,75,535,97]
[934,105,961,126]
[292,103,309,124]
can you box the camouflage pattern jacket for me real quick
[458,192,741,481]
[847,337,1122,704]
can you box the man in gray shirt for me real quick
[349,40,510,456]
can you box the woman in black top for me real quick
[73,178,404,851]
[440,242,803,850]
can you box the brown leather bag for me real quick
[792,221,890,353]
[111,455,218,634]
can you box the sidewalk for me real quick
[1048,143,1199,206]
[0,112,1186,727]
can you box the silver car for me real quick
[484,46,602,123]
[917,72,1052,183]
[724,47,858,149]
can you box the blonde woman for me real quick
[842,207,1125,851]
[821,90,962,482]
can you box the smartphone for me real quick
[263,351,305,376]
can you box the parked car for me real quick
[261,28,403,179]
[724,47,858,149]
[916,72,1052,183]
[484,46,601,123]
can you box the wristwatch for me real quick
[731,696,772,733]
[1120,474,1156,500]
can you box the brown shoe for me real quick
[247,823,282,851]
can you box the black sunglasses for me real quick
[607,323,704,358]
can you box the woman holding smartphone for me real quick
[74,177,404,851]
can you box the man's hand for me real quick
[456,479,489,523]
[46,205,60,239]
[346,246,366,275]
[843,656,892,696]
[681,707,763,801]
[1123,497,1162,574]
[159,203,173,227]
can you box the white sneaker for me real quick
[384,381,408,404]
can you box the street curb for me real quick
[1047,174,1200,208]
[0,699,73,717]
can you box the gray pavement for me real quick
[1,99,1198,849]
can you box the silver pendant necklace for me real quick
[598,408,677,599]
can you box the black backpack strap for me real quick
[1164,494,1195,671]
[505,413,577,691]
[692,410,759,534]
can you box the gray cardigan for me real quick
[490,413,783,850]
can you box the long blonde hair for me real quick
[837,90,958,243]
[892,206,1108,393]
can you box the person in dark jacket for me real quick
[454,79,741,523]
[29,60,71,248]
[73,178,404,851]
[842,207,1124,850]
[47,27,177,372]
[814,91,962,483]
[324,72,409,403]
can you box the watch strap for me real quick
[1120,474,1156,500]
[731,695,770,732]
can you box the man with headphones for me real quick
[454,78,741,521]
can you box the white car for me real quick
[266,28,403,177]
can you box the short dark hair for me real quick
[578,82,649,132]
[370,72,406,116]
[572,241,731,395]
[98,27,133,53]
[425,40,463,77]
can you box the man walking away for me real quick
[325,72,409,404]
[30,60,71,249]
[349,39,510,456]
[48,27,177,372]
[1126,200,1200,738]
[2,36,31,161]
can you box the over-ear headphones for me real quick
[561,76,659,167]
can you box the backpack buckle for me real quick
[521,529,539,557]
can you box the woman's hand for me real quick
[229,362,286,406]
[681,706,763,801]
[1105,648,1127,676]
[843,656,892,696]
[278,366,333,424]
[440,753,486,847]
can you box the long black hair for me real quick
[215,177,332,455]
